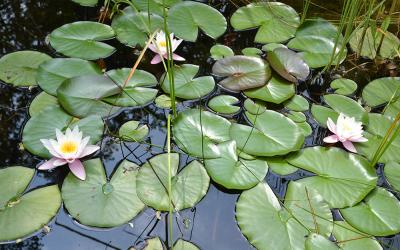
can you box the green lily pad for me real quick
[362,77,400,108]
[230,110,305,156]
[22,106,104,158]
[231,2,300,43]
[286,110,306,123]
[212,55,271,92]
[297,121,313,137]
[204,140,269,190]
[244,74,295,104]
[174,239,200,250]
[167,1,226,42]
[262,43,287,52]
[267,47,310,82]
[155,94,174,109]
[341,187,400,236]
[330,78,357,95]
[285,181,333,237]
[29,92,59,117]
[172,109,231,159]
[349,27,400,59]
[210,44,234,60]
[161,64,215,100]
[71,0,98,6]
[243,98,267,115]
[236,182,308,250]
[284,95,309,111]
[384,161,400,192]
[287,19,347,68]
[311,104,339,128]
[266,157,298,175]
[130,0,181,16]
[305,233,338,250]
[111,7,163,47]
[119,121,149,142]
[62,159,145,227]
[208,95,240,114]
[49,21,116,60]
[136,153,210,211]
[37,58,102,96]
[0,167,61,242]
[287,146,377,208]
[144,237,164,249]
[241,47,262,57]
[332,221,382,250]
[0,51,51,87]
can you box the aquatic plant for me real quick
[148,30,185,64]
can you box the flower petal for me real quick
[54,159,68,166]
[38,157,59,170]
[79,145,100,158]
[68,160,86,180]
[149,43,158,53]
[323,135,339,143]
[326,118,336,134]
[172,53,185,61]
[172,38,183,51]
[342,140,357,153]
[151,54,163,64]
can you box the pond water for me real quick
[1,0,400,249]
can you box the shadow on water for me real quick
[1,0,400,249]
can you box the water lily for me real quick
[323,113,368,153]
[38,126,100,180]
[149,30,185,64]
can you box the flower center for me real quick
[158,41,167,48]
[60,141,78,154]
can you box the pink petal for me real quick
[342,141,357,153]
[68,160,86,180]
[172,39,183,51]
[172,53,185,61]
[323,135,339,143]
[38,157,59,170]
[326,118,337,134]
[54,159,67,166]
[78,145,100,158]
[151,54,163,64]
[148,43,158,53]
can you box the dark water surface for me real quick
[1,0,400,249]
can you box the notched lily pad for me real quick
[330,78,357,95]
[210,44,234,60]
[119,120,149,142]
[208,95,240,114]
[284,95,309,112]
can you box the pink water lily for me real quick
[323,113,368,153]
[149,30,185,64]
[38,126,100,180]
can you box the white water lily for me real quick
[38,126,100,180]
[323,113,368,153]
[149,30,185,64]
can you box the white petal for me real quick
[79,145,100,158]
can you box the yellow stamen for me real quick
[60,141,78,154]
[158,41,167,47]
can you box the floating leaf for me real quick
[174,239,200,250]
[297,121,313,137]
[231,2,300,43]
[384,161,400,192]
[144,237,164,249]
[230,110,305,156]
[236,182,308,249]
[267,157,298,176]
[362,77,400,108]
[167,1,226,42]
[119,121,149,142]
[267,47,310,82]
[241,47,262,57]
[136,153,210,211]
[243,98,267,115]
[111,7,163,47]
[23,106,104,158]
[286,110,306,123]
[262,43,287,52]
[287,146,377,208]
[212,55,271,92]
[244,74,295,104]
[155,94,174,109]
[71,0,98,7]
[49,21,115,60]
[62,159,145,227]
[208,95,240,114]
[305,233,338,250]
[0,167,61,242]
[332,221,382,250]
[161,64,215,100]
[210,44,234,60]
[29,92,59,117]
[284,95,309,111]
[0,51,51,87]
[311,104,339,128]
[37,58,102,96]
[341,187,400,236]
[330,78,357,95]
[204,141,268,189]
[131,0,181,16]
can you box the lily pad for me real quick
[262,43,287,52]
[0,51,51,87]
[384,161,400,192]
[204,140,269,190]
[119,121,149,142]
[287,19,347,68]
[0,167,61,242]
[362,77,400,108]
[297,121,313,137]
[267,47,310,82]
[212,55,271,92]
[236,182,308,250]
[29,92,59,117]
[144,237,164,249]
[243,98,267,115]
[130,0,181,16]
[286,111,306,123]
[136,153,210,211]
[284,95,309,111]
[49,21,116,60]
[111,7,163,47]
[210,44,234,60]
[172,109,231,159]
[71,0,98,6]
[305,233,338,250]
[231,2,300,43]
[330,78,357,95]
[174,239,200,250]
[167,1,226,42]
[266,157,298,176]
[287,146,377,208]
[230,110,305,156]
[332,221,382,250]
[155,94,174,109]
[62,159,145,227]
[22,106,104,158]
[37,58,102,96]
[341,187,400,236]
[208,95,240,114]
[161,64,215,100]
[311,104,339,128]
[241,47,262,57]
[244,74,295,104]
